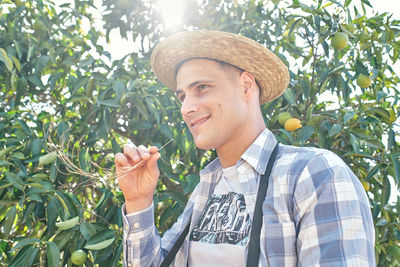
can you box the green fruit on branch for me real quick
[73,36,84,46]
[71,250,87,265]
[33,20,46,32]
[331,32,349,50]
[38,151,57,166]
[288,33,296,43]
[118,0,131,9]
[84,237,115,250]
[356,74,371,88]
[278,112,292,125]
[55,216,79,230]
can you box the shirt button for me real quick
[133,222,140,229]
[124,225,129,231]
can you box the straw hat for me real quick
[150,30,290,104]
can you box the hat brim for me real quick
[151,30,289,105]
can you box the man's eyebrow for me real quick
[176,80,215,95]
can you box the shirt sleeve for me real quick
[122,186,197,267]
[293,150,375,266]
[122,203,164,267]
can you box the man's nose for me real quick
[180,95,199,116]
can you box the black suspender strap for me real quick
[246,143,279,267]
[160,143,279,267]
[160,221,191,267]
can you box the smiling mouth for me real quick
[190,116,211,129]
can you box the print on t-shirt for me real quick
[190,192,251,246]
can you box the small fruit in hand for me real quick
[331,32,349,50]
[284,118,302,132]
[278,112,291,125]
[71,250,87,265]
[356,74,371,88]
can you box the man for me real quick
[115,30,375,266]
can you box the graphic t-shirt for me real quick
[188,166,251,267]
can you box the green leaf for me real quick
[55,191,71,218]
[47,197,59,231]
[53,228,75,250]
[110,242,123,267]
[390,156,400,184]
[11,56,21,72]
[0,48,13,72]
[35,55,50,74]
[343,111,355,124]
[355,59,369,75]
[12,238,40,252]
[80,222,97,240]
[46,241,60,267]
[160,124,173,139]
[297,126,314,142]
[50,161,58,183]
[4,206,17,236]
[328,124,342,137]
[28,74,44,88]
[365,165,379,181]
[17,119,32,136]
[131,98,149,120]
[85,237,115,250]
[9,245,39,267]
[13,40,22,59]
[159,190,188,207]
[282,88,295,104]
[38,152,57,166]
[85,229,116,247]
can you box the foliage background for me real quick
[1,0,400,266]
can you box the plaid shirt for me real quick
[122,128,375,266]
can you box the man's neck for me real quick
[216,124,266,168]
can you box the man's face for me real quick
[176,59,249,150]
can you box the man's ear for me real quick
[241,71,258,101]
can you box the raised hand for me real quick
[115,144,161,213]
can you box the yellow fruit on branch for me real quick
[278,112,292,125]
[71,250,87,265]
[284,118,302,132]
[362,181,370,192]
[331,32,349,50]
[356,74,372,88]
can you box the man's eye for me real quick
[179,95,185,102]
[198,84,209,90]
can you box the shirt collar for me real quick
[240,128,278,175]
[200,128,278,176]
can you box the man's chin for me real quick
[193,137,215,150]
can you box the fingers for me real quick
[123,144,140,164]
[117,144,160,167]
[115,152,128,168]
